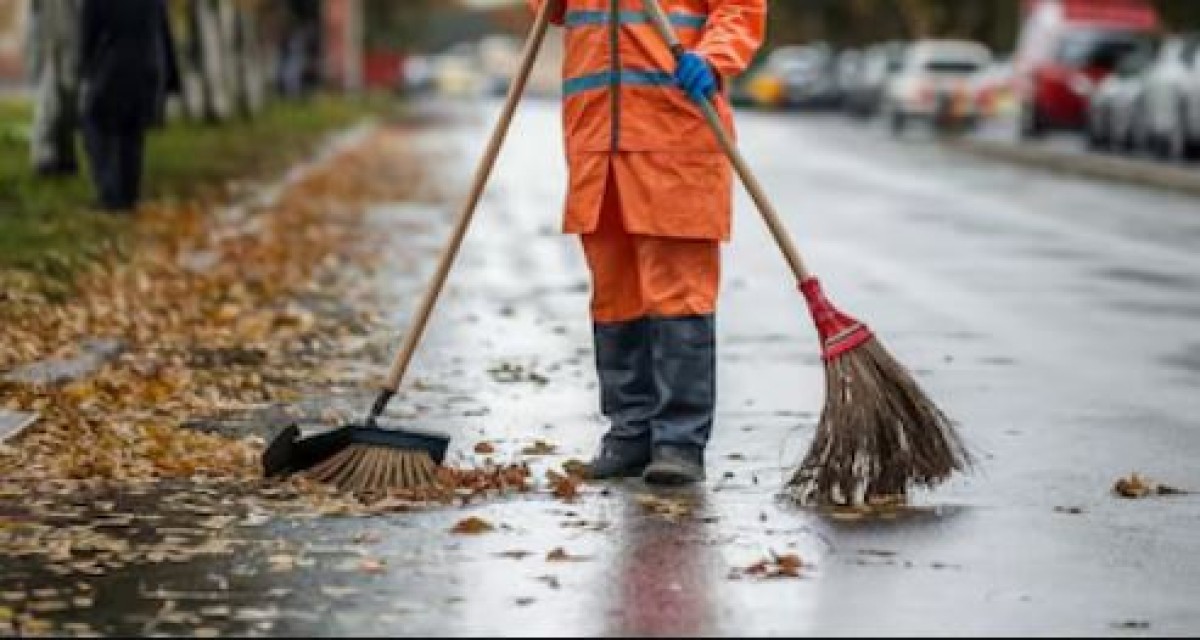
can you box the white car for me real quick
[1141,33,1200,160]
[1088,43,1157,153]
[883,40,993,133]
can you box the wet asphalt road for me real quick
[330,100,1200,635]
[8,99,1200,636]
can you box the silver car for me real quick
[882,40,993,134]
[1088,43,1157,153]
[1141,34,1200,161]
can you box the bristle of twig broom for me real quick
[306,445,442,493]
[787,279,970,507]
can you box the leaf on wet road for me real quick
[561,459,588,479]
[546,470,580,502]
[634,494,693,521]
[1114,473,1187,499]
[521,440,557,456]
[733,553,805,580]
[546,547,590,562]
[451,516,495,535]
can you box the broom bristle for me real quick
[787,337,970,507]
[306,444,443,493]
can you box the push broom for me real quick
[641,0,970,506]
[261,0,557,493]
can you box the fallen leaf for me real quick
[1114,473,1187,499]
[546,470,580,502]
[451,516,495,535]
[496,550,534,560]
[546,547,589,562]
[521,440,557,456]
[474,442,496,455]
[734,553,805,580]
[635,494,693,521]
[561,459,588,479]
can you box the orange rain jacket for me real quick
[529,0,766,240]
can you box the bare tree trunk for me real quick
[233,8,267,118]
[29,0,81,174]
[183,0,232,123]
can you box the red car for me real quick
[1014,0,1160,138]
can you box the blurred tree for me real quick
[766,0,1021,54]
[363,0,440,51]
[28,0,82,176]
[1152,1,1200,30]
[173,0,268,122]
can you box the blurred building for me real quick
[0,0,29,87]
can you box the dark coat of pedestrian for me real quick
[78,0,180,212]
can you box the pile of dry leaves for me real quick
[0,130,423,486]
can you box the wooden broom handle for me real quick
[642,0,813,282]
[382,1,555,392]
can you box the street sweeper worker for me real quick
[528,0,766,485]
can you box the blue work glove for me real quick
[674,51,717,103]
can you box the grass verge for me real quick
[0,95,391,280]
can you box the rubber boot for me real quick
[643,315,716,485]
[586,319,657,479]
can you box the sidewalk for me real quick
[947,122,1200,198]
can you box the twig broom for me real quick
[641,0,970,506]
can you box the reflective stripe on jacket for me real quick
[530,0,765,239]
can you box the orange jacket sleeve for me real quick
[696,0,766,80]
[527,0,566,26]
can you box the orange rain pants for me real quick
[582,165,720,323]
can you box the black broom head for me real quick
[263,421,451,479]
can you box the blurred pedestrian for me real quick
[78,0,180,213]
[28,0,82,178]
[278,25,315,100]
[529,0,766,485]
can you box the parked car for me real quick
[1014,0,1159,138]
[741,44,839,110]
[478,35,521,97]
[1087,41,1157,152]
[431,42,485,97]
[882,40,993,134]
[843,41,908,118]
[1141,33,1200,160]
[969,60,1017,121]
[833,48,863,107]
[399,55,435,95]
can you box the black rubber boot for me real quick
[587,319,657,479]
[646,315,716,481]
[643,445,706,485]
[587,437,653,480]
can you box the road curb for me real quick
[946,137,1200,198]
